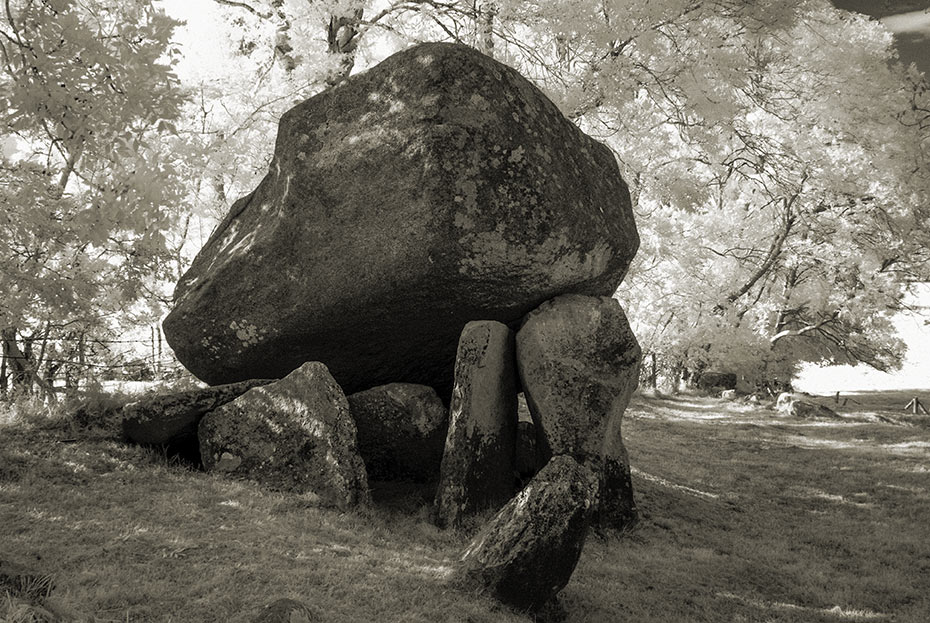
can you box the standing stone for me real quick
[435,321,518,528]
[162,42,639,400]
[452,456,597,612]
[516,294,641,531]
[199,362,369,508]
[346,383,448,482]
[122,378,274,445]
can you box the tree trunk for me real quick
[75,332,86,395]
[771,266,798,335]
[0,341,7,397]
[475,2,496,57]
[326,8,364,87]
[0,327,56,400]
[64,330,78,390]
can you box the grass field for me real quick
[2,389,929,622]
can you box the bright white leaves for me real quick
[0,0,188,332]
[176,0,930,385]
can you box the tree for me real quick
[0,0,189,396]
[598,3,930,387]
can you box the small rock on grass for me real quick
[790,400,840,419]
[776,392,840,419]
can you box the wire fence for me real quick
[1,327,183,381]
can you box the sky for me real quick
[795,285,930,393]
[158,0,930,393]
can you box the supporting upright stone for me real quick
[435,321,518,528]
[452,455,598,612]
[516,294,641,531]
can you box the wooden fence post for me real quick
[904,397,928,415]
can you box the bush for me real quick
[0,394,64,430]
[68,388,133,434]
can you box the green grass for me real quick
[2,390,929,622]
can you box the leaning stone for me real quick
[162,42,639,400]
[122,378,273,445]
[452,456,597,612]
[252,598,318,623]
[346,383,448,482]
[435,321,518,528]
[199,362,369,508]
[516,294,641,531]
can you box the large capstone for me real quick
[163,42,638,398]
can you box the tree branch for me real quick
[724,215,791,305]
[211,0,272,19]
[769,311,838,344]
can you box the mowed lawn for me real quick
[2,390,929,622]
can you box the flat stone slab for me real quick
[122,378,274,445]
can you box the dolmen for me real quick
[127,41,642,615]
[161,41,637,400]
